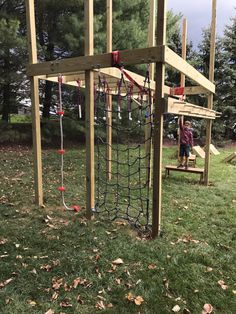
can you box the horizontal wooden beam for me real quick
[162,97,220,119]
[184,86,210,95]
[27,46,164,77]
[164,47,215,94]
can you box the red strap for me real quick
[57,149,65,155]
[73,205,81,212]
[111,51,121,67]
[58,186,65,192]
[170,87,185,96]
[122,69,143,92]
[58,75,63,84]
[57,111,64,116]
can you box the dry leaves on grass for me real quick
[95,301,113,310]
[172,304,181,312]
[202,303,214,314]
[148,263,157,269]
[112,258,124,265]
[0,278,13,289]
[217,280,228,290]
[126,292,144,306]
[60,300,73,308]
[44,309,55,314]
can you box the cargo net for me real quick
[94,68,153,233]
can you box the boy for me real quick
[178,117,193,169]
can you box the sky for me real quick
[167,0,235,47]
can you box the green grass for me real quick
[0,145,236,313]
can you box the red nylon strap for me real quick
[57,111,64,116]
[111,51,121,67]
[122,69,143,92]
[170,86,185,96]
[57,149,65,155]
[58,186,65,192]
[58,75,63,84]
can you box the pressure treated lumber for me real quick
[165,165,204,183]
[106,0,112,181]
[164,46,215,94]
[192,146,205,159]
[222,152,236,163]
[162,97,219,119]
[204,0,217,185]
[152,0,166,238]
[25,0,43,206]
[85,0,95,219]
[26,46,164,77]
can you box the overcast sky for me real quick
[167,0,236,47]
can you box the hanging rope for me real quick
[57,74,80,212]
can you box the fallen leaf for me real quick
[73,277,81,288]
[95,300,106,310]
[115,278,122,285]
[44,310,55,314]
[232,290,236,295]
[76,294,84,304]
[202,303,213,314]
[126,292,134,301]
[107,303,113,308]
[134,296,144,306]
[0,278,13,289]
[51,292,59,301]
[163,278,169,290]
[172,305,181,312]
[148,264,157,269]
[218,280,228,290]
[112,258,124,265]
[60,300,72,308]
[27,300,37,306]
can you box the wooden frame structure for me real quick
[26,0,218,237]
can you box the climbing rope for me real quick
[57,74,80,212]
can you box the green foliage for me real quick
[0,1,27,122]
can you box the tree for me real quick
[0,1,26,122]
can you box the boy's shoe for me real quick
[177,164,184,168]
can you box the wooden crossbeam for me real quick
[162,97,220,119]
[164,47,215,93]
[27,45,215,94]
[26,45,164,77]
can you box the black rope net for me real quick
[94,68,153,233]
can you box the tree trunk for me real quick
[1,83,11,122]
[42,80,53,118]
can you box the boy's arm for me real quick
[179,116,184,130]
[190,131,193,148]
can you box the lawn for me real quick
[0,145,235,314]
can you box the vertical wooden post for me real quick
[146,0,156,187]
[85,0,95,218]
[204,0,217,185]
[106,0,112,180]
[25,0,43,206]
[152,0,166,238]
[178,18,187,160]
[180,18,187,88]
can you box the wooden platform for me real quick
[222,152,236,163]
[165,165,204,183]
